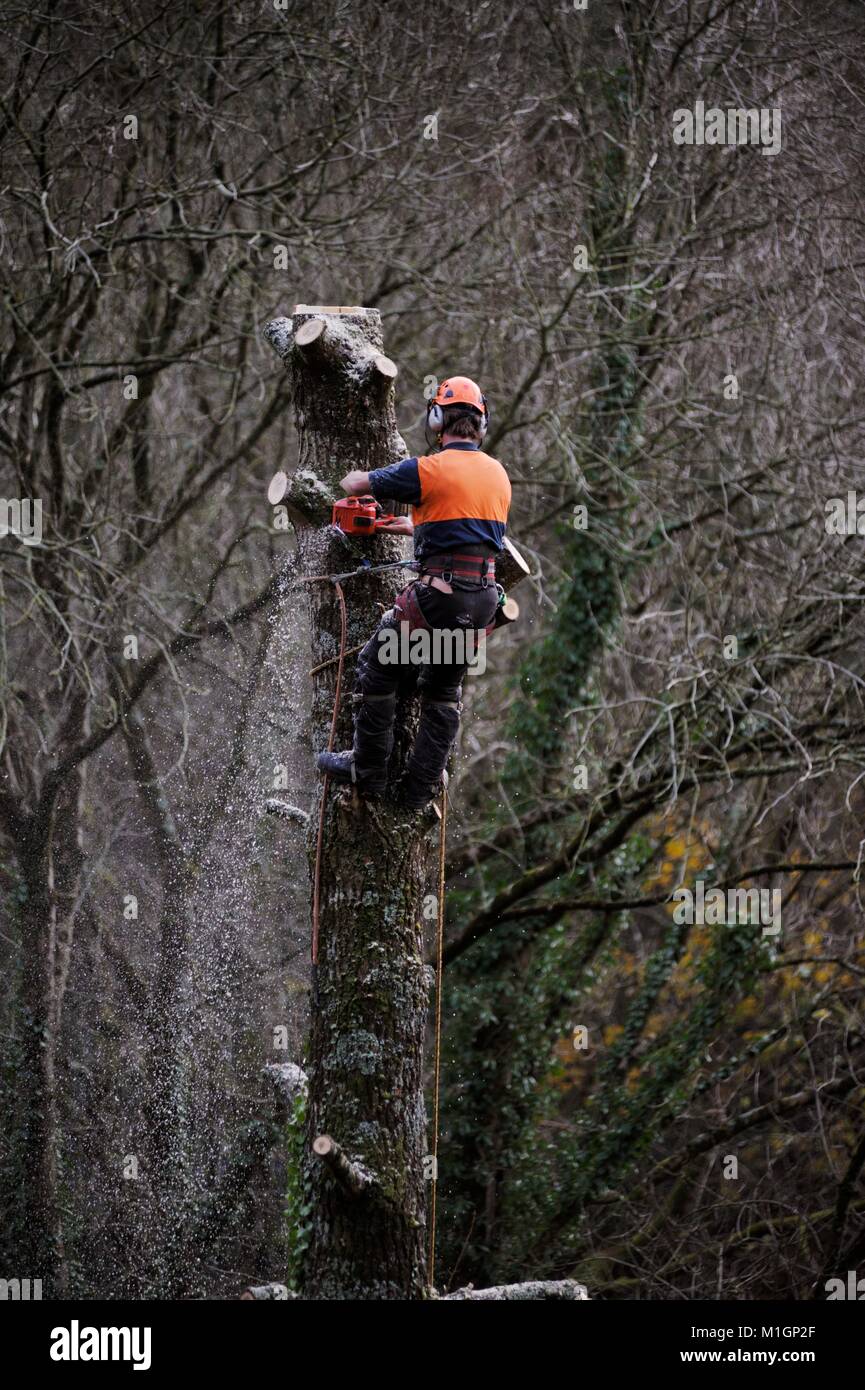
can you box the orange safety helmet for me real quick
[426,375,489,437]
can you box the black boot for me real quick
[395,768,449,813]
[316,750,356,782]
[396,696,460,810]
[315,748,389,796]
[315,691,395,797]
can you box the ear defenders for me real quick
[426,401,490,437]
[425,383,490,440]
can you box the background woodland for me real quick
[2,0,865,1298]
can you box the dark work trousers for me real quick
[351,579,499,796]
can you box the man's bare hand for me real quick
[340,470,370,495]
[377,515,414,535]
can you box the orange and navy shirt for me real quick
[368,442,511,561]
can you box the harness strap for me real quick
[421,553,496,586]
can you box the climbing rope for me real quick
[299,558,415,586]
[428,782,447,1292]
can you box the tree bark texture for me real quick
[265,308,433,1299]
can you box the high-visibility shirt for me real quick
[368,441,511,561]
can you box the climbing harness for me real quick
[394,576,503,638]
[420,551,496,589]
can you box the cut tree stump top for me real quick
[294,304,369,315]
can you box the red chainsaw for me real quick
[331,495,396,535]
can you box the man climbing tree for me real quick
[317,377,512,810]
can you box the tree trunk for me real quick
[265,307,433,1299]
[15,823,64,1294]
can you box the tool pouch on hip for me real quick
[393,581,431,634]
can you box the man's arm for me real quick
[364,457,422,506]
[340,458,421,506]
